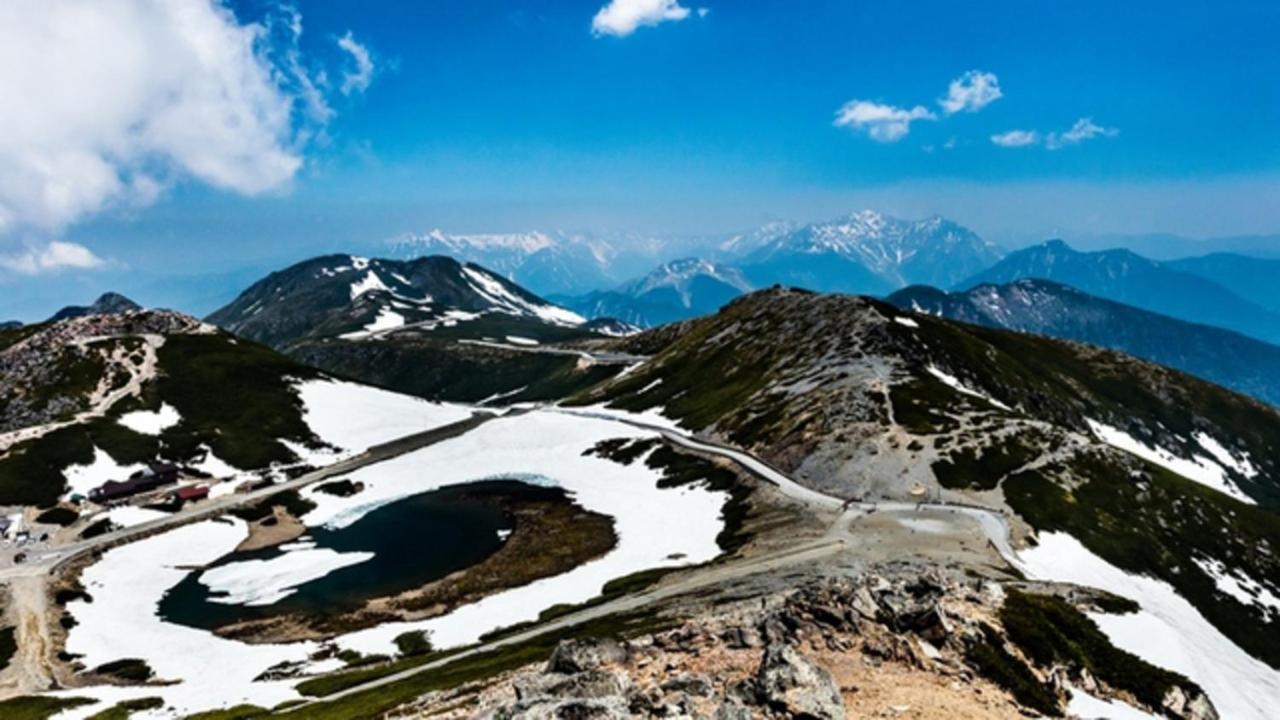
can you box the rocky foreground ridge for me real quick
[395,566,1215,720]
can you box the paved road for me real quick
[0,410,502,579]
[457,339,649,365]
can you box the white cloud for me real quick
[592,0,692,37]
[993,118,1119,150]
[834,101,936,142]
[0,241,106,275]
[1047,117,1119,150]
[940,70,1003,114]
[337,31,374,96]
[991,129,1040,147]
[0,0,374,267]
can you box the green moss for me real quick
[181,705,267,720]
[964,624,1061,716]
[85,697,165,720]
[0,696,96,720]
[932,435,1040,491]
[1000,590,1195,711]
[1005,453,1280,669]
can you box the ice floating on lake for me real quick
[201,546,375,606]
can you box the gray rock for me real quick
[546,638,629,674]
[755,643,845,720]
[661,672,715,698]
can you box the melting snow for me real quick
[116,403,181,435]
[1193,557,1280,619]
[201,547,375,607]
[62,448,147,498]
[893,317,919,328]
[339,306,406,340]
[348,270,390,300]
[1016,532,1280,720]
[294,379,471,457]
[57,410,728,715]
[926,365,1012,411]
[1194,432,1259,479]
[461,266,585,326]
[1086,419,1254,504]
[99,506,168,529]
[1067,685,1161,720]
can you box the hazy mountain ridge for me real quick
[889,279,1280,407]
[387,229,678,297]
[960,240,1280,344]
[553,258,753,328]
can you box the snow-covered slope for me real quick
[207,254,587,349]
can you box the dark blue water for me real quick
[159,484,516,631]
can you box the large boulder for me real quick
[755,643,845,720]
[546,638,629,674]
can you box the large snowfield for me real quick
[1016,532,1280,720]
[1085,418,1255,504]
[52,408,729,717]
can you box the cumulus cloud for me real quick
[592,0,694,37]
[990,129,1040,148]
[0,1,374,273]
[940,70,1002,114]
[337,31,375,95]
[1047,117,1119,150]
[834,101,936,143]
[0,241,106,275]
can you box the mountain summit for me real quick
[47,292,141,323]
[734,211,1003,294]
[555,258,753,328]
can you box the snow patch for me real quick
[116,403,181,435]
[1016,532,1280,720]
[339,306,406,340]
[504,335,539,346]
[349,270,390,300]
[295,378,471,457]
[1194,432,1259,479]
[62,448,147,498]
[1067,685,1161,720]
[893,317,919,328]
[1193,556,1280,619]
[926,365,1012,411]
[1086,419,1254,504]
[461,266,585,326]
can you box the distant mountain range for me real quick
[552,258,752,328]
[1167,253,1280,314]
[735,210,1004,294]
[960,240,1280,345]
[556,211,1006,326]
[386,229,678,297]
[890,279,1280,407]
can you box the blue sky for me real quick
[1,0,1278,319]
